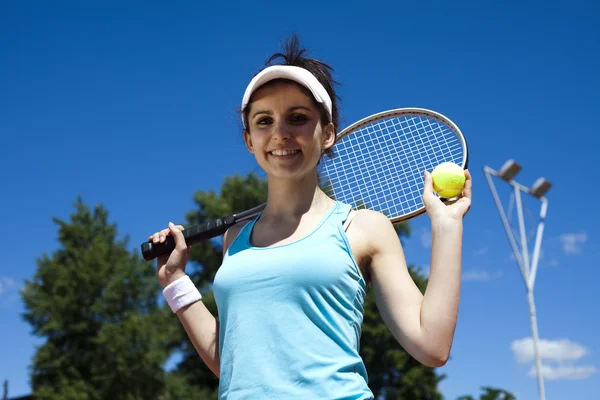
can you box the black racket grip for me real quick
[141,216,236,261]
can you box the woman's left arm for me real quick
[357,170,472,367]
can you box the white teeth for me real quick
[270,149,300,156]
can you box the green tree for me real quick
[457,386,517,400]
[170,172,443,399]
[21,197,174,400]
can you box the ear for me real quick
[321,122,336,151]
[243,129,255,154]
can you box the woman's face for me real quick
[243,81,334,181]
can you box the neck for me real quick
[263,172,334,219]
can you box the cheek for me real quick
[297,124,323,143]
[313,130,329,150]
[247,131,267,150]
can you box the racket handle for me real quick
[141,216,236,261]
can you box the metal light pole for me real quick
[483,160,552,400]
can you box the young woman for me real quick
[150,36,472,399]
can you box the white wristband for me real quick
[163,275,202,313]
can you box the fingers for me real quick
[422,170,442,211]
[148,228,169,244]
[168,222,188,251]
[422,170,433,196]
[462,169,473,199]
[148,224,185,244]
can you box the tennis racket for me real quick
[141,107,468,261]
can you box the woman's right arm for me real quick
[150,222,245,377]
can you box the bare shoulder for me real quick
[345,209,401,280]
[347,208,409,290]
[347,209,404,258]
[222,220,251,255]
[348,208,396,238]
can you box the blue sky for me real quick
[1,1,598,399]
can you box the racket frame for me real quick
[324,107,469,224]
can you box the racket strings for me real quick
[319,114,465,219]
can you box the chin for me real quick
[265,167,316,182]
[257,155,320,182]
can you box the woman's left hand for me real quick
[422,169,472,223]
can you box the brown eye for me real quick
[290,114,309,123]
[257,117,272,125]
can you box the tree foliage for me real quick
[457,386,517,400]
[21,197,174,400]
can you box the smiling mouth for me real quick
[269,149,301,156]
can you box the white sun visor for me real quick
[240,65,333,128]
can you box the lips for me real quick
[269,149,301,156]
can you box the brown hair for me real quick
[242,34,341,158]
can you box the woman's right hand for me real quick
[149,222,189,288]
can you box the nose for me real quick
[272,119,292,139]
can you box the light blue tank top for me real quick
[213,201,373,399]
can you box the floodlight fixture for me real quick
[531,177,552,199]
[498,159,522,181]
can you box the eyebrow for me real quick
[251,105,313,120]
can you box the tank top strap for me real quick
[239,212,260,242]
[330,201,354,229]
[224,213,260,257]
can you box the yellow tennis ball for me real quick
[430,162,466,198]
